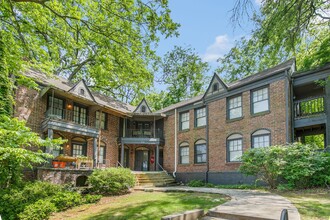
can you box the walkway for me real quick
[136,186,300,220]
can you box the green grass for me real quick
[50,191,229,220]
[277,189,330,220]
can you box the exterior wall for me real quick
[208,80,288,173]
[14,85,120,169]
[163,108,207,173]
[37,168,92,186]
[14,86,46,135]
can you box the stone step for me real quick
[133,172,176,187]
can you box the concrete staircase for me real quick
[133,171,176,187]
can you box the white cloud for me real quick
[202,34,233,63]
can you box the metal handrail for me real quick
[117,161,124,168]
[280,209,288,220]
[157,162,168,175]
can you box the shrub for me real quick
[187,180,205,187]
[18,200,57,220]
[50,191,84,211]
[88,167,135,195]
[239,143,330,189]
[84,194,102,203]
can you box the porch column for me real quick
[120,142,124,167]
[46,128,53,154]
[93,138,97,168]
[156,144,159,171]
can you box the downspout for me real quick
[206,104,209,183]
[290,75,295,143]
[173,108,177,177]
[285,70,290,143]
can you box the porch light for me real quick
[67,104,73,110]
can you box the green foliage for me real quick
[218,0,330,82]
[239,143,330,189]
[0,115,64,188]
[0,181,101,220]
[215,184,261,190]
[18,200,57,220]
[88,167,135,195]
[187,180,205,187]
[83,194,102,204]
[50,191,84,211]
[0,0,179,103]
[147,46,210,110]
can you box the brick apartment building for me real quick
[14,59,330,184]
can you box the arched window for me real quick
[194,139,206,164]
[179,142,189,164]
[212,83,219,92]
[141,105,146,113]
[71,137,87,157]
[227,134,243,162]
[98,142,106,164]
[251,129,271,148]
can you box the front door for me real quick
[135,149,149,171]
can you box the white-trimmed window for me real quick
[252,87,269,114]
[252,129,271,148]
[195,107,206,127]
[179,142,189,164]
[195,139,207,164]
[180,111,189,130]
[228,95,242,119]
[227,134,243,162]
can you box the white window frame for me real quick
[228,95,242,119]
[179,143,189,164]
[195,107,206,127]
[252,87,269,114]
[252,129,271,148]
[227,134,243,162]
[180,111,189,130]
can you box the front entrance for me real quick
[135,148,150,171]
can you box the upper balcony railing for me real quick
[125,128,163,139]
[294,96,325,119]
[45,107,96,128]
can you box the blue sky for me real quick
[156,0,261,74]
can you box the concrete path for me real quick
[136,186,300,220]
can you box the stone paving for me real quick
[137,186,301,220]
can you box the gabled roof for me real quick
[25,69,135,115]
[155,94,204,113]
[68,79,96,102]
[203,73,228,99]
[134,98,152,113]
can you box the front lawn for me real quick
[50,191,229,220]
[278,189,330,220]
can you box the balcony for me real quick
[294,96,326,128]
[121,128,164,145]
[41,108,99,137]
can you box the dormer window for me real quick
[141,105,146,113]
[212,83,219,92]
[80,89,85,96]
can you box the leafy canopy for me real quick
[1,0,179,103]
[146,46,210,110]
[217,0,330,82]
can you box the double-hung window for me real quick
[180,112,189,130]
[252,87,269,114]
[73,104,87,126]
[227,134,243,162]
[48,96,64,119]
[228,95,242,119]
[195,140,207,164]
[195,107,206,127]
[252,129,271,148]
[96,111,107,130]
[179,143,189,164]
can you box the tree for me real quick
[1,0,179,103]
[0,116,64,188]
[217,0,330,82]
[149,46,210,110]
